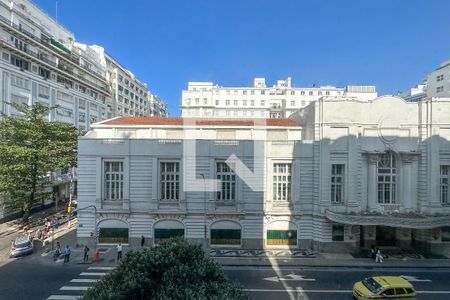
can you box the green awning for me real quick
[50,38,70,54]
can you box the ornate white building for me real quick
[78,96,450,255]
[181,77,377,119]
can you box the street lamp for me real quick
[199,173,207,248]
[67,166,75,229]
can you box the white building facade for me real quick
[181,77,377,119]
[78,96,450,256]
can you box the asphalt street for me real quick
[2,250,450,300]
[223,266,450,300]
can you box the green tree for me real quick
[84,239,250,300]
[0,102,81,223]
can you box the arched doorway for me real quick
[210,220,241,246]
[154,219,184,244]
[98,219,129,244]
[266,221,297,246]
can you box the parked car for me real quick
[353,276,416,299]
[10,236,33,258]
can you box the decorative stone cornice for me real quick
[326,210,450,229]
[97,213,129,223]
[207,213,245,223]
[154,213,186,221]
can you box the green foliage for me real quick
[84,239,250,300]
[0,102,81,221]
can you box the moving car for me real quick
[10,236,33,258]
[353,276,416,299]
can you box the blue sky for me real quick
[34,0,450,116]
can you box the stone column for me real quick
[401,154,413,212]
[367,154,378,211]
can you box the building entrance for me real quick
[376,226,396,246]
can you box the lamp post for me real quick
[67,166,75,229]
[199,174,207,248]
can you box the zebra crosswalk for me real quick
[46,266,115,300]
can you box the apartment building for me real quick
[181,77,377,118]
[78,96,450,256]
[0,0,168,220]
[427,60,450,98]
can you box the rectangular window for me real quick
[441,166,450,205]
[154,229,184,244]
[331,164,345,204]
[215,99,219,105]
[11,74,29,90]
[309,91,313,96]
[251,100,255,106]
[160,162,180,201]
[104,161,124,200]
[332,224,344,241]
[442,227,450,242]
[273,163,292,201]
[250,90,255,95]
[261,100,265,106]
[38,85,50,98]
[203,98,208,105]
[437,86,444,93]
[261,90,265,95]
[437,74,444,82]
[266,230,297,245]
[211,229,241,245]
[233,100,238,106]
[216,162,236,202]
[56,107,73,118]
[226,100,230,106]
[98,228,128,244]
[243,100,247,106]
[79,99,86,110]
[290,101,295,106]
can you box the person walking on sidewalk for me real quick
[83,245,90,263]
[141,235,145,247]
[63,245,71,263]
[116,243,123,261]
[375,249,384,263]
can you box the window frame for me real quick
[440,165,449,205]
[159,160,180,201]
[215,161,236,202]
[103,160,124,201]
[377,152,397,204]
[331,164,345,204]
[272,162,292,202]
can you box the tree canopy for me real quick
[0,102,81,222]
[84,239,250,300]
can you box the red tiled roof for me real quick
[100,117,300,127]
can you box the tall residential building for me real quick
[0,0,168,130]
[0,0,168,220]
[427,59,450,98]
[77,96,450,257]
[181,77,377,118]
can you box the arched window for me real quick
[377,152,397,204]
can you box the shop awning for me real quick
[326,210,450,229]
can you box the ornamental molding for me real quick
[264,215,296,225]
[326,210,450,229]
[154,213,186,222]
[207,214,244,223]
[97,213,129,223]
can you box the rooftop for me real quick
[99,117,300,127]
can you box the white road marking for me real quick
[79,272,106,276]
[243,289,450,294]
[400,275,432,282]
[59,286,90,291]
[88,266,114,270]
[264,273,315,282]
[47,295,81,300]
[296,287,310,300]
[70,278,99,283]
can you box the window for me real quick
[226,100,230,106]
[78,113,86,123]
[160,162,180,201]
[437,74,444,82]
[331,164,345,204]
[79,99,86,110]
[309,91,313,96]
[242,100,247,106]
[442,227,450,242]
[243,90,247,95]
[98,228,128,244]
[2,51,9,61]
[10,94,28,107]
[211,229,241,245]
[251,100,255,106]
[11,75,29,89]
[326,91,330,95]
[38,85,49,98]
[261,90,265,95]
[290,101,295,106]
[377,152,397,204]
[384,289,395,296]
[233,100,238,106]
[394,288,405,295]
[215,100,219,105]
[273,163,292,201]
[195,98,199,104]
[441,166,450,205]
[203,98,207,105]
[104,161,124,200]
[318,91,322,96]
[56,107,73,118]
[216,162,236,201]
[250,90,255,95]
[267,230,297,245]
[437,86,444,93]
[301,101,306,106]
[10,55,29,71]
[332,224,344,241]
[261,100,265,106]
[154,229,184,244]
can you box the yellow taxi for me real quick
[353,276,416,299]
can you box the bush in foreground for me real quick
[83,238,250,300]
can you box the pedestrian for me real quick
[141,235,145,247]
[63,245,71,263]
[370,245,376,260]
[116,243,123,261]
[376,249,383,263]
[83,245,90,263]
